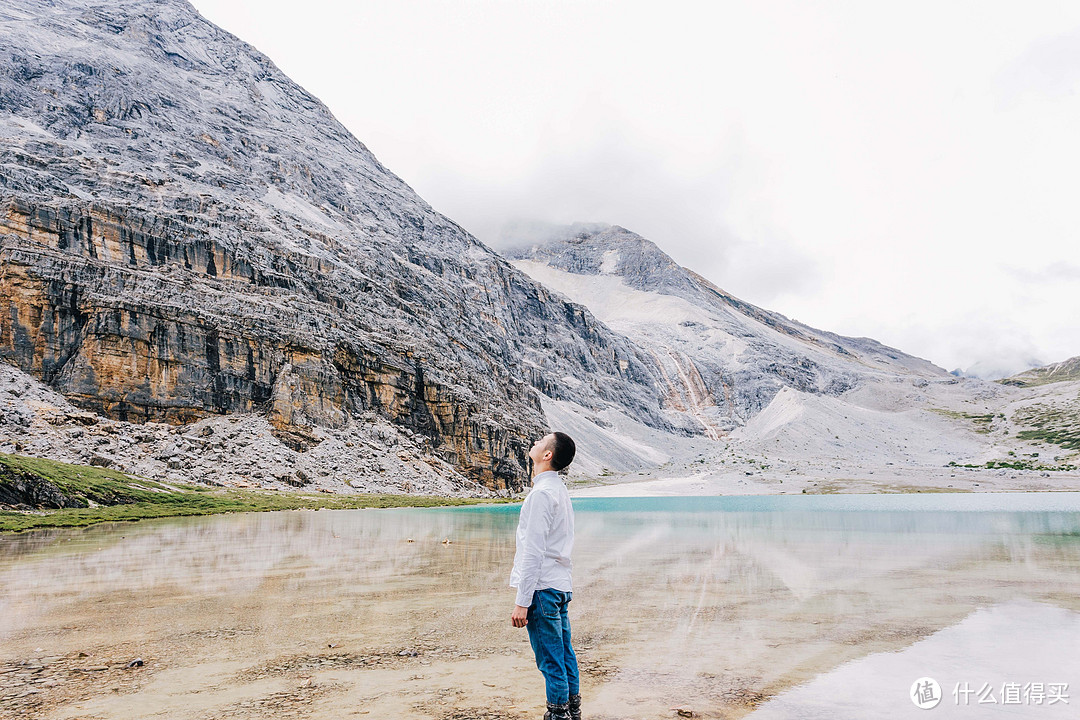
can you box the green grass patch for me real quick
[1016,428,1080,450]
[929,408,997,434]
[0,452,512,533]
[947,459,1078,472]
[0,452,183,504]
[1012,400,1080,451]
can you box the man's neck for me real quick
[531,467,557,481]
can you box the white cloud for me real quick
[191,0,1080,373]
[996,28,1080,104]
[1006,261,1080,283]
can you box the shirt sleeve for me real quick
[513,489,555,608]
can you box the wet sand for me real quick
[2,498,1080,719]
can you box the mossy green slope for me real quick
[0,453,509,533]
[1013,399,1080,451]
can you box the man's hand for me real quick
[511,605,529,628]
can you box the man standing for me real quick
[510,432,581,720]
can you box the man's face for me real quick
[529,433,554,466]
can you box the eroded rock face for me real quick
[0,0,671,490]
[0,465,81,509]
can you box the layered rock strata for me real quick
[0,0,673,490]
[0,359,489,496]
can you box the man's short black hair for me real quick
[550,432,576,471]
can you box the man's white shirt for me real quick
[509,470,574,608]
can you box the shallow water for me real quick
[2,493,1080,719]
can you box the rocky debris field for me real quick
[0,362,490,498]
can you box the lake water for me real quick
[2,493,1079,719]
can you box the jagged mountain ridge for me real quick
[505,223,949,434]
[0,0,683,490]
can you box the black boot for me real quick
[568,693,582,720]
[543,701,571,720]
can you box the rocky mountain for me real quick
[0,360,484,495]
[504,224,1080,493]
[1001,356,1080,387]
[504,223,948,437]
[0,0,685,491]
[5,0,1066,499]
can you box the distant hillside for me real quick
[1001,356,1080,387]
[504,223,947,437]
[501,223,1080,489]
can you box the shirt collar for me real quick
[532,470,561,486]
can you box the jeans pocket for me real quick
[538,591,560,619]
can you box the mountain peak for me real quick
[502,221,702,297]
[504,221,949,402]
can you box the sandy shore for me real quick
[569,465,1080,497]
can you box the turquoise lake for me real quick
[2,492,1079,719]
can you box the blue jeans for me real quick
[526,588,580,705]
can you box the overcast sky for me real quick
[192,0,1080,377]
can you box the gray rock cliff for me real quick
[0,0,674,490]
